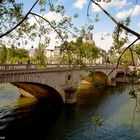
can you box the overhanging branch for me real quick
[91,0,140,39]
[0,0,39,38]
[106,38,139,81]
[30,12,64,41]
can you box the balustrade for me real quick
[0,63,118,71]
[0,64,37,70]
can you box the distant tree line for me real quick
[0,44,29,64]
[109,43,140,65]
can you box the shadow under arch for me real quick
[11,82,64,106]
[115,71,125,78]
[92,71,107,86]
[83,71,107,84]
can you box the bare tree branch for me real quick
[30,12,64,41]
[58,26,77,37]
[0,11,6,16]
[129,47,135,66]
[91,0,140,39]
[0,0,39,38]
[0,0,3,4]
[89,0,140,85]
[87,0,91,16]
[131,49,140,61]
[106,38,139,83]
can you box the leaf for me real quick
[128,89,137,99]
[91,115,104,127]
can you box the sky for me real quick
[15,0,140,51]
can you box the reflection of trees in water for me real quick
[0,86,4,91]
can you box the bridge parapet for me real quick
[0,64,118,70]
[0,64,37,70]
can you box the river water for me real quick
[0,83,140,140]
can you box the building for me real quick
[28,46,35,57]
[83,32,95,45]
[27,32,106,65]
[46,46,62,64]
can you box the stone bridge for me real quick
[0,64,126,105]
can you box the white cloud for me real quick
[46,32,61,49]
[116,5,140,19]
[92,2,109,12]
[44,12,63,22]
[92,0,129,12]
[28,12,63,26]
[132,5,140,16]
[93,32,113,51]
[116,9,132,19]
[57,0,64,4]
[93,32,138,51]
[25,31,61,49]
[73,0,87,9]
[110,0,130,8]
[28,16,39,26]
[25,12,65,49]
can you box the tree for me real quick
[120,49,138,66]
[60,41,76,65]
[109,17,131,55]
[5,44,29,63]
[60,37,99,65]
[34,43,46,67]
[0,0,80,47]
[15,48,28,59]
[134,44,140,55]
[0,43,7,63]
[6,44,16,63]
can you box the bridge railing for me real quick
[0,64,37,70]
[0,63,118,71]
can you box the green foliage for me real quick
[34,43,46,67]
[92,78,104,89]
[0,0,24,35]
[60,37,99,65]
[111,86,125,95]
[10,56,20,63]
[0,44,7,63]
[15,48,28,59]
[91,115,104,127]
[128,89,137,99]
[109,17,131,54]
[87,69,95,76]
[134,43,140,55]
[109,55,118,64]
[0,43,29,63]
[38,0,47,6]
[121,49,138,65]
[127,69,140,84]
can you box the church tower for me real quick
[83,32,95,45]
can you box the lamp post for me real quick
[50,49,53,64]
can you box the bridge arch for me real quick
[115,71,125,78]
[92,71,108,86]
[11,82,64,106]
[82,71,107,86]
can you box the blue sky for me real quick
[15,0,140,51]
